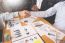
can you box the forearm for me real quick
[30,11,47,17]
[0,12,19,20]
[30,7,56,18]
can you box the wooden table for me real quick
[37,18,65,43]
[3,18,65,43]
[3,17,65,43]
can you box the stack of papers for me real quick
[6,16,65,43]
[12,34,44,43]
[33,21,65,43]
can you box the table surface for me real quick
[3,17,65,43]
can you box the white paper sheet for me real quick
[12,34,44,43]
[9,24,37,42]
[33,21,65,43]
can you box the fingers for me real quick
[24,10,31,18]
[19,10,31,19]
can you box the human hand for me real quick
[19,10,31,19]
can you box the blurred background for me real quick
[0,0,36,12]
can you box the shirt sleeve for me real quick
[0,12,18,20]
[30,2,60,18]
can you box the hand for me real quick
[19,10,31,19]
[31,5,39,11]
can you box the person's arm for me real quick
[0,12,19,20]
[30,1,63,18]
[30,6,57,18]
